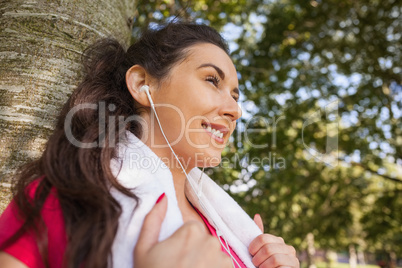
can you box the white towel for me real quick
[110,131,262,267]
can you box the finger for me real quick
[254,213,264,232]
[134,193,167,255]
[252,243,297,267]
[259,253,300,268]
[249,234,285,255]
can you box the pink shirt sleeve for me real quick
[0,180,67,268]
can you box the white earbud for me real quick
[139,85,154,108]
[139,84,149,93]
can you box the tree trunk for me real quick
[389,251,396,268]
[306,232,317,268]
[0,0,137,183]
[349,244,357,268]
[357,249,366,266]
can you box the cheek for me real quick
[227,121,237,137]
[184,116,206,145]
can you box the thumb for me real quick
[254,213,264,233]
[135,193,167,255]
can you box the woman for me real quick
[0,22,298,268]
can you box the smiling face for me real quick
[148,43,241,169]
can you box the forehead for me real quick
[179,43,237,77]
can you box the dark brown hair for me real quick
[1,22,228,267]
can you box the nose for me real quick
[220,94,242,122]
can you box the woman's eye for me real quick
[232,95,239,102]
[206,75,220,87]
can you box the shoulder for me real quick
[0,176,67,268]
[0,251,29,268]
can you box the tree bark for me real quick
[0,0,137,182]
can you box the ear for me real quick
[126,65,153,107]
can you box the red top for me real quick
[0,180,67,268]
[194,207,247,268]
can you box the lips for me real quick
[201,121,229,141]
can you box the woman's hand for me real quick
[249,214,300,268]
[134,194,232,268]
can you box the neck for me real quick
[151,145,195,205]
[141,114,196,213]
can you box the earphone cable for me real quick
[148,100,240,268]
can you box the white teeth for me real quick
[204,124,223,139]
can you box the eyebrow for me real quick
[197,63,225,80]
[197,63,239,96]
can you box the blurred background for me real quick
[1,0,401,267]
[130,1,401,267]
